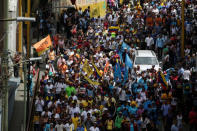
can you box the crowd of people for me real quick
[33,0,197,131]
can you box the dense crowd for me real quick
[33,0,197,131]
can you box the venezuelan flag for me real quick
[108,26,119,33]
[158,71,168,90]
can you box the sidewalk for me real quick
[9,83,24,131]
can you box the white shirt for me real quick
[64,123,74,131]
[55,124,64,131]
[141,92,146,101]
[47,101,53,108]
[119,89,126,101]
[54,113,60,119]
[136,97,143,105]
[145,37,154,47]
[56,82,63,94]
[41,111,52,118]
[46,84,53,93]
[35,99,44,112]
[183,70,191,80]
[81,110,87,121]
[89,126,100,131]
[152,8,159,15]
[70,107,80,117]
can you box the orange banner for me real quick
[33,35,52,53]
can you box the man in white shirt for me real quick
[70,103,80,117]
[45,81,53,93]
[89,123,100,131]
[41,108,52,118]
[64,119,74,131]
[55,121,64,131]
[119,88,126,102]
[145,34,154,49]
[55,80,63,94]
[81,108,88,121]
[35,96,44,113]
[152,6,159,15]
[183,68,191,81]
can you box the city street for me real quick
[1,0,197,131]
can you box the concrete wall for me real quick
[0,0,4,53]
[7,0,17,53]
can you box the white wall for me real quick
[7,0,17,53]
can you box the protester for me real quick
[33,1,197,131]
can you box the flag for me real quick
[83,75,100,86]
[83,59,93,77]
[114,62,122,82]
[125,54,133,68]
[158,71,168,90]
[104,61,109,74]
[122,67,128,85]
[108,26,119,33]
[165,68,175,81]
[92,61,102,77]
[121,42,131,51]
[33,35,52,56]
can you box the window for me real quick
[135,57,158,65]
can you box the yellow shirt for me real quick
[82,100,88,107]
[107,120,113,130]
[72,117,79,130]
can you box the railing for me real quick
[26,68,40,131]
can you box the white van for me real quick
[133,50,160,72]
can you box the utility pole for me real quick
[23,57,27,131]
[26,0,31,126]
[27,0,31,58]
[18,0,23,83]
[1,0,9,131]
[181,0,185,58]
[18,0,23,53]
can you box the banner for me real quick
[76,0,106,18]
[83,75,100,85]
[33,35,52,56]
[125,54,133,68]
[83,59,93,77]
[92,61,102,77]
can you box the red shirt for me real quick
[189,110,197,124]
[53,35,59,47]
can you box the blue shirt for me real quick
[130,106,138,115]
[156,37,164,48]
[130,123,134,131]
[76,127,84,131]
